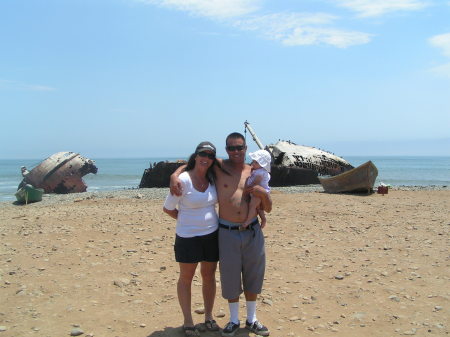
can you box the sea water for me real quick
[1,156,448,202]
[347,156,449,187]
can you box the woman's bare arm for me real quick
[163,207,178,219]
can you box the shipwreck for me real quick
[139,122,355,187]
[244,121,354,186]
[19,152,98,194]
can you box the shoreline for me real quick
[1,184,449,208]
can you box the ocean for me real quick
[1,156,448,202]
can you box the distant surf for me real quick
[1,156,448,202]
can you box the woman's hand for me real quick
[163,207,178,219]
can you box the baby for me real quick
[242,149,271,229]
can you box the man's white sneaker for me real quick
[221,321,240,336]
[245,320,270,336]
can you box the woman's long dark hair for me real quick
[185,153,217,185]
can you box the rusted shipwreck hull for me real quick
[245,122,354,186]
[139,144,353,188]
[19,152,98,193]
[140,122,355,188]
[138,148,349,187]
[268,141,354,176]
[139,161,187,188]
[139,160,320,188]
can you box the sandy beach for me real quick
[0,188,449,337]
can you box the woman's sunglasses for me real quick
[226,145,245,152]
[197,152,215,159]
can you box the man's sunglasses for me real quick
[197,152,215,159]
[226,145,245,152]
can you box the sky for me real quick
[1,0,449,159]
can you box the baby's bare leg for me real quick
[242,195,262,228]
[258,209,267,228]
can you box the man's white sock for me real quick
[229,302,240,324]
[246,301,257,324]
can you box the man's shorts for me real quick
[218,218,266,299]
[174,230,219,263]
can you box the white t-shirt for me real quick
[247,168,271,192]
[164,171,218,238]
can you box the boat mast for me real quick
[244,121,265,150]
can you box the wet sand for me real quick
[0,189,449,337]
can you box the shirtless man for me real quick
[171,132,272,336]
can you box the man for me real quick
[171,132,272,336]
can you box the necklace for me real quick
[198,180,208,188]
[193,175,208,190]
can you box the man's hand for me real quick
[169,164,186,196]
[169,175,182,196]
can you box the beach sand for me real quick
[0,189,449,337]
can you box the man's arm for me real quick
[246,185,272,213]
[169,164,186,196]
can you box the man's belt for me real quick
[219,218,259,231]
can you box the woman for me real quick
[163,141,220,337]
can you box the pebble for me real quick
[113,278,130,288]
[389,295,400,302]
[70,328,84,336]
[0,326,7,332]
[335,275,344,280]
[403,328,417,335]
[262,298,273,306]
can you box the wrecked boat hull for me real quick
[140,122,355,188]
[139,161,320,188]
[269,165,319,186]
[319,161,378,194]
[267,141,354,176]
[15,184,44,204]
[139,161,186,188]
[243,122,354,185]
[20,152,98,194]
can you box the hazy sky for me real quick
[1,0,449,159]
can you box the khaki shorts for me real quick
[218,218,266,299]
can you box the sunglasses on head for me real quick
[197,152,215,159]
[226,145,245,152]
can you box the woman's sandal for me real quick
[182,326,200,337]
[204,319,220,331]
